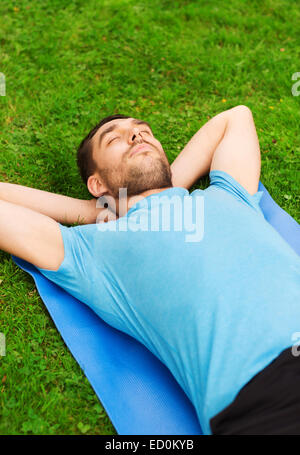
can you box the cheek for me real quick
[155,141,166,157]
[103,144,127,167]
[154,139,164,152]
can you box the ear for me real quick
[87,173,109,198]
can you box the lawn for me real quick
[0,0,299,435]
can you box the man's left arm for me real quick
[170,109,230,189]
[171,105,261,193]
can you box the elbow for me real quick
[232,105,253,116]
[229,105,253,121]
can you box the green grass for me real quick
[0,0,299,435]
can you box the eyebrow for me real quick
[98,119,152,148]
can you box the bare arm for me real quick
[171,108,229,189]
[171,105,261,195]
[0,183,103,225]
[0,199,64,270]
[210,105,261,195]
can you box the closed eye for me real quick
[108,130,151,145]
[108,136,119,144]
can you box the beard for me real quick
[98,151,173,199]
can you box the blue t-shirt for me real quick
[36,170,300,435]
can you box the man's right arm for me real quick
[0,182,103,225]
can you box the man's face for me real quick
[91,117,173,199]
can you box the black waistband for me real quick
[210,346,300,435]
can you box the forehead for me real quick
[99,117,150,133]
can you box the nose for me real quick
[131,127,143,143]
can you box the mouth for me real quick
[130,144,153,157]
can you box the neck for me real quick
[115,187,173,218]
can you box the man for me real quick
[1,106,299,435]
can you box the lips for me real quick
[130,144,152,157]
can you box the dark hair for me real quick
[76,114,131,185]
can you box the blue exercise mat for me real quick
[11,181,300,435]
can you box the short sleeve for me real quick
[208,169,264,215]
[35,223,95,305]
[34,223,127,332]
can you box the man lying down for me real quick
[1,105,300,435]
